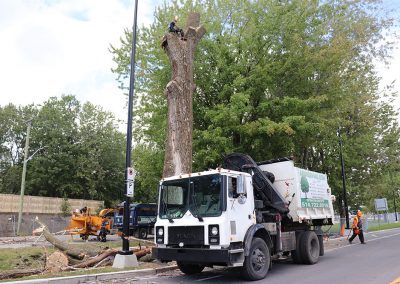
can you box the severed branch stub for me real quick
[161,13,206,178]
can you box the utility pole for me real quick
[389,172,398,222]
[121,0,139,256]
[17,119,32,235]
[337,128,350,229]
[394,189,398,222]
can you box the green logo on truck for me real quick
[298,169,329,208]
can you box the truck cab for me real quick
[153,169,267,279]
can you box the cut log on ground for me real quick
[0,269,43,280]
[72,249,118,268]
[134,248,151,259]
[138,253,155,262]
[46,251,69,273]
[34,217,101,260]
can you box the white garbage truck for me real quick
[152,153,335,280]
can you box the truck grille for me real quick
[168,226,204,245]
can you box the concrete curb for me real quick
[6,265,178,284]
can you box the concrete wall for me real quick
[0,194,104,237]
[0,213,69,237]
[0,194,103,214]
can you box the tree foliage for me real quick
[110,0,399,213]
[0,96,126,205]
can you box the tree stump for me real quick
[161,13,206,178]
[46,251,69,273]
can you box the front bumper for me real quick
[152,247,231,265]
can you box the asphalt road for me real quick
[89,228,400,284]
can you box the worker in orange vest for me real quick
[348,210,365,244]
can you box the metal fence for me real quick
[330,213,400,234]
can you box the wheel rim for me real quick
[310,238,319,258]
[251,248,266,271]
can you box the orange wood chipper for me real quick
[65,207,118,241]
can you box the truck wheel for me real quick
[292,232,305,264]
[242,237,270,281]
[318,235,324,256]
[139,228,148,239]
[177,262,205,275]
[301,231,320,264]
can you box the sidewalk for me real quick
[6,265,178,284]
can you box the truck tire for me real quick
[291,231,305,264]
[177,262,205,275]
[139,228,148,239]
[318,235,324,256]
[242,237,270,281]
[300,231,320,264]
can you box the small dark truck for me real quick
[114,203,157,239]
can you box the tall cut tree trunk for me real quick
[161,13,206,178]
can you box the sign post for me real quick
[119,0,138,257]
[375,198,388,228]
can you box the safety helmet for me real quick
[174,15,178,22]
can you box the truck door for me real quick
[227,175,254,242]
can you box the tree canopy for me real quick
[0,96,126,206]
[110,0,400,214]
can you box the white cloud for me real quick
[0,0,160,126]
[0,0,399,127]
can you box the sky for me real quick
[0,0,399,128]
[0,0,162,125]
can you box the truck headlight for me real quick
[156,226,164,244]
[208,225,220,245]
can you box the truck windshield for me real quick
[159,174,224,220]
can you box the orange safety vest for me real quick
[352,216,362,229]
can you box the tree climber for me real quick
[168,16,184,39]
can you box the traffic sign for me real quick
[127,180,134,197]
[127,167,136,181]
[374,198,388,211]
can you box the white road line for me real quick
[196,275,224,282]
[326,232,400,252]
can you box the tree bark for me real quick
[0,269,43,280]
[72,249,117,268]
[161,13,206,178]
[34,218,101,259]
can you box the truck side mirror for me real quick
[236,176,245,194]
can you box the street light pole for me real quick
[121,0,139,255]
[394,189,398,222]
[389,172,398,222]
[17,119,32,235]
[337,128,350,229]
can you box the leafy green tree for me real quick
[0,104,37,193]
[0,95,126,204]
[60,196,72,217]
[109,0,399,213]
